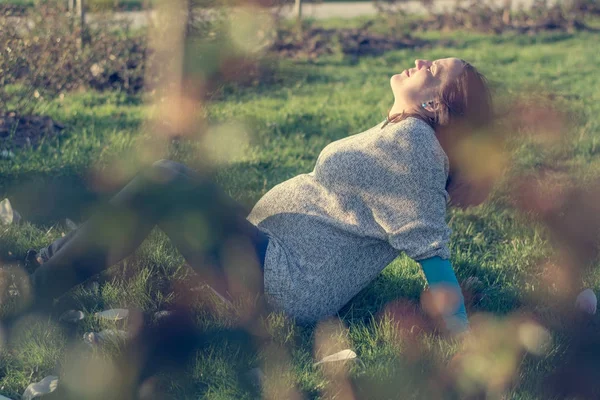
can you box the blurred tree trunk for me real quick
[503,0,512,25]
[294,0,302,22]
[75,0,85,48]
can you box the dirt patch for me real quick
[0,113,66,151]
[270,26,430,60]
[0,4,28,16]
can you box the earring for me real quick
[421,100,434,109]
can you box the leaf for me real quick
[313,349,357,367]
[94,308,129,321]
[22,376,59,400]
[0,198,15,225]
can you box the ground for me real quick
[1,21,600,399]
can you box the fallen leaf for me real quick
[22,376,59,400]
[95,309,129,321]
[313,349,357,367]
[0,198,16,225]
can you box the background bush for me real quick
[0,1,148,114]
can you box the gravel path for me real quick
[88,0,562,28]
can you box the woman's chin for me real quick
[390,74,406,94]
[391,73,405,83]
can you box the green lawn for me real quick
[2,24,600,399]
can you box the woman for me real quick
[21,57,494,335]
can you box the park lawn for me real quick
[2,23,600,398]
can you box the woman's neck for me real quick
[388,102,405,117]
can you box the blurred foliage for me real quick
[3,20,600,398]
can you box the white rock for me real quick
[0,394,14,400]
[313,349,357,367]
[59,310,85,323]
[95,309,129,321]
[575,288,597,315]
[83,329,130,346]
[22,375,59,400]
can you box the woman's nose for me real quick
[415,59,431,70]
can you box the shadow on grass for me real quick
[0,169,105,226]
[339,255,521,326]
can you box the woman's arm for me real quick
[418,256,469,335]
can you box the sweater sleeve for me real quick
[375,118,452,261]
[419,256,469,334]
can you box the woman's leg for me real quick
[30,160,268,310]
[32,160,251,264]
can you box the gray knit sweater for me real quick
[247,117,452,323]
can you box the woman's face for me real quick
[390,57,465,113]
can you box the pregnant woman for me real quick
[18,57,493,336]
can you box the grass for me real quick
[2,20,600,399]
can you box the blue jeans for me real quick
[31,160,270,305]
